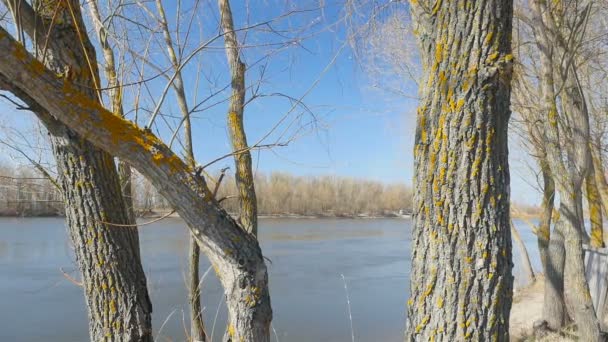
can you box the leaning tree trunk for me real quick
[406,1,514,340]
[0,25,272,342]
[2,1,152,340]
[511,221,536,284]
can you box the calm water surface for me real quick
[0,217,538,341]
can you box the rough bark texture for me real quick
[511,221,535,284]
[0,26,272,342]
[2,1,153,340]
[405,1,514,340]
[218,0,258,236]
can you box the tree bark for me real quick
[406,1,514,340]
[511,221,535,284]
[587,159,604,248]
[0,26,272,342]
[544,215,568,330]
[218,0,258,236]
[2,1,153,340]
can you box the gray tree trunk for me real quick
[544,216,568,330]
[406,1,514,340]
[0,25,272,341]
[529,1,600,338]
[1,1,152,340]
[537,157,555,279]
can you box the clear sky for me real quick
[0,0,539,205]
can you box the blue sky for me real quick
[0,0,539,204]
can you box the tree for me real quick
[0,23,273,342]
[405,1,515,340]
[527,0,601,338]
[1,1,152,340]
[218,0,258,236]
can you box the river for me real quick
[0,217,539,341]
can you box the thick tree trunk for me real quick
[0,26,272,342]
[511,221,535,284]
[2,1,152,340]
[51,131,153,340]
[218,0,258,236]
[406,1,514,340]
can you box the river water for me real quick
[0,217,538,341]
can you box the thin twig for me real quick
[60,267,83,287]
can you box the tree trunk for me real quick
[87,0,137,227]
[543,215,568,330]
[587,160,604,248]
[561,190,600,340]
[530,0,600,338]
[0,25,272,342]
[2,1,152,340]
[152,1,207,339]
[218,0,258,236]
[511,221,535,284]
[537,157,555,278]
[406,1,514,340]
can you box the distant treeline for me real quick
[0,164,414,217]
[0,164,543,218]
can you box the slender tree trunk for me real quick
[406,1,514,340]
[544,215,568,330]
[87,0,137,226]
[218,0,258,236]
[591,141,608,224]
[530,1,599,338]
[511,221,536,284]
[587,160,604,248]
[152,1,208,339]
[537,157,555,278]
[2,1,153,339]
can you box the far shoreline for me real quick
[0,211,413,220]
